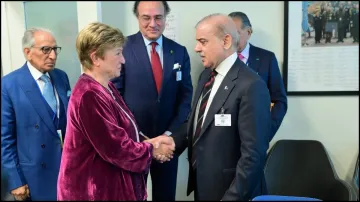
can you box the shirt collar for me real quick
[215,52,237,77]
[239,42,250,59]
[27,61,50,81]
[142,34,163,48]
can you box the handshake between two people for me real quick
[143,134,175,163]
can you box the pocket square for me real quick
[173,63,181,70]
[67,90,71,97]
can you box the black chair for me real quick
[264,140,357,201]
[353,156,359,200]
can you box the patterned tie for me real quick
[40,75,57,113]
[191,70,218,168]
[151,42,163,94]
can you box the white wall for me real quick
[1,1,25,75]
[2,1,358,201]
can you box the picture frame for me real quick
[283,1,359,96]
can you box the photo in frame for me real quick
[283,1,359,95]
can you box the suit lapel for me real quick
[161,36,175,94]
[18,64,58,137]
[194,60,241,145]
[188,69,211,132]
[248,44,260,73]
[49,71,68,118]
[131,32,156,88]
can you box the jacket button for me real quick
[41,144,45,148]
[35,124,39,129]
[41,163,46,168]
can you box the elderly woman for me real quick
[57,22,174,201]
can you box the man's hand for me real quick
[144,135,175,163]
[11,184,30,201]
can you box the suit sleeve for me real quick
[268,53,287,140]
[168,47,193,132]
[170,121,189,156]
[1,82,27,192]
[64,72,71,92]
[172,69,207,155]
[222,79,271,201]
[78,91,153,173]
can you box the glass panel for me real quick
[24,1,80,88]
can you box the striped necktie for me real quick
[191,70,218,168]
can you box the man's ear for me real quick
[223,34,232,50]
[24,48,31,60]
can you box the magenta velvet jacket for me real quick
[57,74,153,201]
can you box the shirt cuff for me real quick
[164,131,172,136]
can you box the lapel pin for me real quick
[170,50,174,54]
[224,86,228,90]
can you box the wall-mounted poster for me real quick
[283,1,359,95]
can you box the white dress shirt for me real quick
[239,42,250,65]
[142,34,164,68]
[193,52,238,134]
[141,35,172,136]
[27,61,60,118]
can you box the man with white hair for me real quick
[171,14,271,201]
[1,27,70,201]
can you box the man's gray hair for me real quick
[196,13,239,51]
[22,27,54,50]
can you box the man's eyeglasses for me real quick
[32,46,62,55]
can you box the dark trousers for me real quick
[145,155,179,201]
[315,28,322,42]
[193,169,200,201]
[337,27,344,41]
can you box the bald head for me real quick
[194,13,239,69]
[196,13,239,51]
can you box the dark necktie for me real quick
[151,42,163,94]
[191,70,218,168]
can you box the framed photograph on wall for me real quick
[283,1,359,95]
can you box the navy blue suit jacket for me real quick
[112,32,193,138]
[247,44,287,140]
[1,63,70,200]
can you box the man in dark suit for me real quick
[171,13,271,201]
[1,28,70,201]
[111,1,193,201]
[229,12,287,141]
[313,11,324,44]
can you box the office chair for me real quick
[264,140,357,201]
[353,156,359,200]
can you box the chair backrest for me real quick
[264,140,352,200]
[353,156,359,199]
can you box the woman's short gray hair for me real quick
[22,27,54,50]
